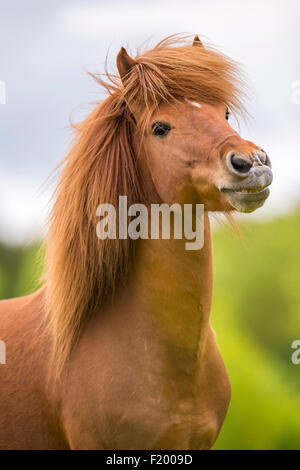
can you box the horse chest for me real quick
[61,327,230,450]
[117,383,222,450]
[114,353,229,450]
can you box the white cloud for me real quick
[0,0,299,242]
[0,172,51,244]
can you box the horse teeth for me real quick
[235,186,266,193]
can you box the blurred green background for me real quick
[0,209,300,449]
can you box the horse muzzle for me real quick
[221,150,273,212]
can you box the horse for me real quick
[0,35,273,450]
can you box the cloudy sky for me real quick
[0,0,299,243]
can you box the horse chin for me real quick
[222,187,270,213]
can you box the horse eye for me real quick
[225,108,230,120]
[152,121,171,138]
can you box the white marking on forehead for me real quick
[185,98,202,109]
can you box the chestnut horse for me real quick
[0,35,272,449]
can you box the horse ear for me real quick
[192,35,203,47]
[117,47,136,84]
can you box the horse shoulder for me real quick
[0,289,67,449]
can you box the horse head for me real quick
[117,36,273,212]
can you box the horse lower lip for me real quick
[222,187,270,212]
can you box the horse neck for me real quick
[131,211,213,361]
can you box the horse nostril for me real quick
[230,154,252,174]
[255,151,271,167]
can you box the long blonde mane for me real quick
[44,34,245,377]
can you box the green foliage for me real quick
[212,210,300,449]
[0,242,43,299]
[0,209,300,449]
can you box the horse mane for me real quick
[44,34,246,377]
